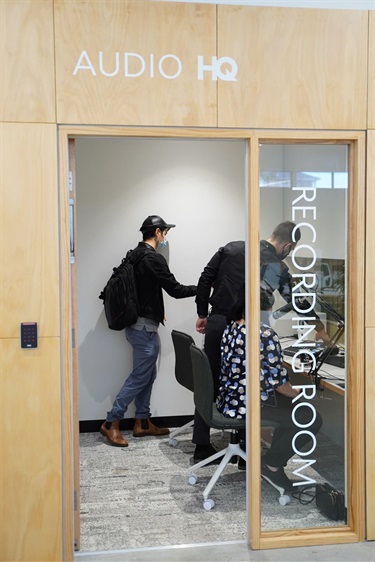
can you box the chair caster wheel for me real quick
[188,473,197,485]
[203,498,215,511]
[169,438,178,447]
[279,494,291,506]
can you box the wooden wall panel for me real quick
[365,327,375,540]
[366,131,375,327]
[365,135,375,540]
[0,0,55,123]
[368,13,375,129]
[54,0,217,126]
[218,6,368,129]
[0,338,62,561]
[0,123,60,338]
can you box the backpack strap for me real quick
[126,246,153,268]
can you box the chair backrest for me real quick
[190,344,247,432]
[190,344,277,435]
[189,344,215,427]
[171,330,195,393]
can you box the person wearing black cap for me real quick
[100,215,197,447]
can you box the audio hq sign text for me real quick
[73,50,238,81]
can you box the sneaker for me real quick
[193,444,221,465]
[261,459,293,491]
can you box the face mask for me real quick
[279,245,291,260]
[158,240,168,249]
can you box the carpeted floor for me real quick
[78,427,345,553]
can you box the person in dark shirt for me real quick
[260,221,330,344]
[194,240,245,461]
[100,215,197,447]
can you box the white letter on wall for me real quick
[99,51,120,77]
[73,50,97,76]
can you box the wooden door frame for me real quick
[248,131,366,549]
[58,126,365,558]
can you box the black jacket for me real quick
[130,242,196,324]
[196,241,245,317]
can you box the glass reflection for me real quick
[260,144,347,530]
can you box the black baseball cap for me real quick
[140,215,176,231]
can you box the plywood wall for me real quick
[0,124,60,337]
[368,12,375,129]
[0,121,62,559]
[54,0,217,126]
[217,6,368,129]
[365,131,375,540]
[0,0,55,122]
[0,338,62,560]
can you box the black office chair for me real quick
[169,330,196,447]
[188,344,247,511]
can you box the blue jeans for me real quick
[106,326,160,421]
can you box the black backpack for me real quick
[99,250,145,331]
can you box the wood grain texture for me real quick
[54,0,217,126]
[365,327,375,540]
[364,132,375,541]
[69,138,81,551]
[366,131,375,327]
[58,130,75,561]
[0,0,55,123]
[345,135,366,540]
[218,6,368,129]
[0,123,60,338]
[0,337,63,561]
[368,13,375,129]
[247,135,262,550]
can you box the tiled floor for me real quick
[75,539,375,562]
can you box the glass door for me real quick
[259,143,347,529]
[247,134,365,549]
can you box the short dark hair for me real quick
[142,226,158,241]
[271,221,301,244]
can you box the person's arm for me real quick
[149,253,197,298]
[195,247,223,317]
[315,328,331,345]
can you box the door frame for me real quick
[58,126,365,558]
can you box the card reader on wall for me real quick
[20,322,38,348]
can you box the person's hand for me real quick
[315,328,331,345]
[276,381,300,398]
[196,317,207,334]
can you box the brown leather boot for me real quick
[100,420,128,447]
[133,418,170,437]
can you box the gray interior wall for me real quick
[75,138,247,421]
